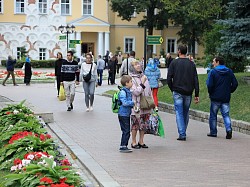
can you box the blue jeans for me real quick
[209,101,232,135]
[118,116,131,147]
[97,69,103,86]
[173,91,192,138]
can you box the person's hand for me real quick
[141,75,147,84]
[75,81,79,85]
[194,97,199,104]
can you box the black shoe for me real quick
[226,130,232,139]
[67,107,71,111]
[207,133,217,137]
[138,143,148,148]
[70,103,73,110]
[177,137,186,141]
[131,144,141,149]
[119,147,133,153]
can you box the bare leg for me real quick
[139,131,145,145]
[131,129,137,145]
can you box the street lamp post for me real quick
[58,25,75,52]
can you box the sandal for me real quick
[131,144,141,149]
[138,143,149,148]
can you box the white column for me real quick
[104,32,110,54]
[76,32,81,58]
[98,32,104,56]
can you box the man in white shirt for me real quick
[120,51,136,77]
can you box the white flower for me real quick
[22,159,31,166]
[48,155,54,159]
[10,166,18,171]
[27,154,34,160]
[18,164,23,169]
[7,125,14,130]
[13,110,19,114]
[52,161,56,168]
[28,146,33,150]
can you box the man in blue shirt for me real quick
[206,56,238,139]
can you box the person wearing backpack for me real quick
[118,75,134,153]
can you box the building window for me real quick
[61,0,70,15]
[15,0,25,14]
[167,38,177,53]
[38,0,47,14]
[187,42,198,54]
[124,37,134,53]
[83,0,92,15]
[0,0,3,13]
[17,47,22,60]
[39,48,46,60]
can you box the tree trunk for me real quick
[147,27,154,60]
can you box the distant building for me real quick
[0,0,204,61]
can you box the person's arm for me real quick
[206,70,214,94]
[193,65,200,104]
[119,90,134,107]
[231,71,238,93]
[167,62,174,92]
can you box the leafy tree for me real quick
[162,0,222,58]
[217,0,250,72]
[109,0,170,59]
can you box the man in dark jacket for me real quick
[206,56,238,139]
[2,55,18,86]
[61,51,79,111]
[167,45,199,141]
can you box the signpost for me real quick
[69,40,81,44]
[59,35,66,40]
[147,35,164,45]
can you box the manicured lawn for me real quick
[158,72,250,122]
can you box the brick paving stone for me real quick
[1,82,250,187]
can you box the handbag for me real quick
[140,95,155,109]
[83,63,93,82]
[58,85,66,101]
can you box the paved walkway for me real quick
[1,76,250,187]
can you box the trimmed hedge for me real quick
[1,60,56,68]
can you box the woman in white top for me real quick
[80,53,98,112]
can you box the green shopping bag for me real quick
[158,116,165,138]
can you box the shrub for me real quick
[1,60,56,68]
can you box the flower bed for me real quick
[0,70,55,80]
[0,101,84,187]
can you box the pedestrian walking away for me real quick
[96,55,105,86]
[2,55,18,86]
[61,51,79,111]
[80,53,98,112]
[144,58,161,112]
[120,51,136,77]
[206,56,238,139]
[118,75,134,153]
[167,45,199,141]
[55,52,65,97]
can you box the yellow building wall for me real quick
[0,1,26,23]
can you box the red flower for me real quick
[23,167,26,171]
[37,186,46,187]
[51,183,74,187]
[62,168,69,170]
[46,134,52,139]
[59,178,67,183]
[8,131,33,144]
[14,158,22,165]
[40,177,53,184]
[40,134,46,141]
[61,159,71,166]
[6,111,11,115]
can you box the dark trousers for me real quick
[2,71,16,85]
[97,69,103,86]
[56,75,61,95]
[118,116,131,147]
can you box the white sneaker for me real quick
[90,106,93,111]
[86,108,90,112]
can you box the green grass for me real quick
[106,72,250,123]
[158,72,250,122]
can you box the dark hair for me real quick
[214,56,224,65]
[98,55,102,58]
[67,51,73,56]
[130,51,135,57]
[178,45,187,55]
[120,75,132,86]
[57,52,63,58]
